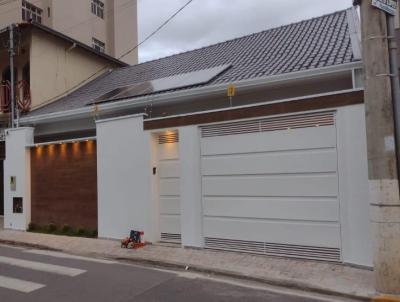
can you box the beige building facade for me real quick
[0,0,138,65]
[0,23,126,125]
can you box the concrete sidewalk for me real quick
[0,227,375,300]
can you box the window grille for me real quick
[91,0,104,19]
[92,38,105,53]
[22,0,43,23]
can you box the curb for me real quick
[0,239,60,251]
[372,296,400,302]
[0,238,372,301]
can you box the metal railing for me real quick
[0,80,31,114]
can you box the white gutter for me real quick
[20,61,362,125]
[95,113,147,124]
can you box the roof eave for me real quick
[20,61,363,125]
[18,22,128,67]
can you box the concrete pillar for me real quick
[179,126,203,248]
[3,127,34,230]
[96,114,154,241]
[360,1,400,294]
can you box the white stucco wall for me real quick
[96,114,154,241]
[178,126,203,248]
[337,104,373,267]
[95,103,372,267]
[3,127,34,230]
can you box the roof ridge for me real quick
[127,8,350,70]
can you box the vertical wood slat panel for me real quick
[30,141,97,229]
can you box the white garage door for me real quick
[158,132,181,243]
[200,112,341,261]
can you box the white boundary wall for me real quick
[174,104,372,266]
[96,104,372,266]
[3,127,34,230]
[96,114,156,241]
[336,104,373,266]
[179,126,203,248]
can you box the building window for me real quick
[22,0,43,23]
[92,38,105,53]
[91,0,104,19]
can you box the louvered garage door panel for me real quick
[200,112,341,261]
[158,132,181,244]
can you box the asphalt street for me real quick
[0,244,348,302]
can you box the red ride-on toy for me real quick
[121,230,146,249]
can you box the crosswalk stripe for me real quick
[0,256,86,277]
[0,275,45,293]
[24,250,116,264]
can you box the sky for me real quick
[138,0,353,63]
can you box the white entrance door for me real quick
[200,112,341,261]
[158,132,181,243]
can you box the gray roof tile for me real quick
[27,9,358,117]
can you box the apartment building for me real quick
[0,0,138,65]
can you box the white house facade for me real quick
[3,8,374,267]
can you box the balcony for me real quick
[0,80,31,114]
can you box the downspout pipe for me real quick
[9,24,15,128]
[387,15,400,182]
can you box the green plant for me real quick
[77,227,85,236]
[48,223,57,233]
[28,223,98,239]
[28,222,37,231]
[61,224,71,234]
[91,229,98,238]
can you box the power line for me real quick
[119,0,194,60]
[34,0,196,108]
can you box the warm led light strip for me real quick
[30,136,96,148]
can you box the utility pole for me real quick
[8,24,15,129]
[358,0,400,294]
